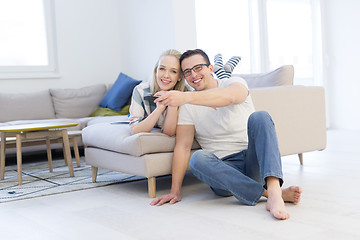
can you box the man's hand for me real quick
[150,192,182,206]
[154,91,189,107]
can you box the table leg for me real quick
[62,129,74,177]
[46,137,53,172]
[62,142,67,166]
[0,132,6,179]
[71,137,80,167]
[16,133,23,185]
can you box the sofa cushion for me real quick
[90,105,130,117]
[82,123,200,157]
[50,84,107,118]
[0,90,55,122]
[99,72,142,111]
[235,65,294,89]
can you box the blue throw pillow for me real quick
[100,72,141,111]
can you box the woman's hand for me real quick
[154,91,168,111]
[155,101,166,112]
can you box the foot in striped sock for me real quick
[213,53,231,79]
[224,56,241,73]
[214,68,231,79]
[213,53,223,73]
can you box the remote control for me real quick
[110,121,130,125]
[144,95,158,101]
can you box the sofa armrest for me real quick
[250,86,327,156]
[82,123,201,157]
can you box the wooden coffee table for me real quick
[0,122,79,185]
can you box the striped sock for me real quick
[213,53,230,79]
[214,67,231,79]
[214,53,231,79]
[224,56,241,73]
[213,53,223,73]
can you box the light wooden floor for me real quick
[0,129,359,240]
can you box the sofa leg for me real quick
[92,166,98,182]
[148,177,156,198]
[298,153,303,165]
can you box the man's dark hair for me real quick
[180,49,211,66]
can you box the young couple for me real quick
[128,49,302,220]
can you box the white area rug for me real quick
[0,157,144,203]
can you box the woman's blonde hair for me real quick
[150,49,186,94]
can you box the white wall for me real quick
[117,0,176,81]
[323,0,360,130]
[54,0,124,87]
[0,0,196,93]
[118,0,197,81]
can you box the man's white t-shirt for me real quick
[177,77,255,159]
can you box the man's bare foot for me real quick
[266,187,290,220]
[282,186,302,203]
[264,177,303,220]
[262,186,302,220]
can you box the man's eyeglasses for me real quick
[183,64,209,77]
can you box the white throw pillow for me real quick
[50,84,107,118]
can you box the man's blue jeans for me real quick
[189,111,283,206]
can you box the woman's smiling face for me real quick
[155,55,181,91]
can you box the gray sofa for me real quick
[0,84,128,155]
[82,65,327,198]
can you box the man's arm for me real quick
[150,124,195,206]
[155,82,249,108]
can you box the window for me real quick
[195,0,323,86]
[0,0,58,79]
[266,0,318,85]
[195,0,251,74]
